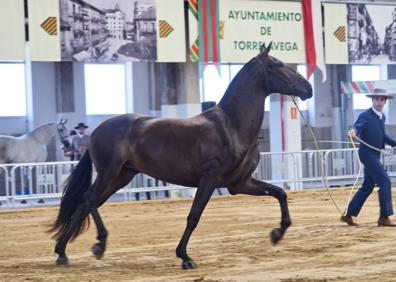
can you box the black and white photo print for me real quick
[60,0,157,62]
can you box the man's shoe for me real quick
[377,216,396,227]
[340,215,359,226]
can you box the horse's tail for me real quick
[49,151,93,241]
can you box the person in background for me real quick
[71,122,90,161]
[63,129,77,161]
[342,88,396,227]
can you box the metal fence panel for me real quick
[0,165,9,206]
[2,148,396,209]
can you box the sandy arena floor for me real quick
[1,188,396,282]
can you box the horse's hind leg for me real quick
[55,194,93,266]
[90,168,137,260]
[228,177,291,244]
[90,208,107,260]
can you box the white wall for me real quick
[132,62,152,115]
[0,117,26,135]
[3,61,396,157]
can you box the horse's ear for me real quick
[264,42,272,56]
[59,118,67,125]
[259,43,266,53]
[260,42,272,56]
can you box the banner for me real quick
[301,0,326,81]
[0,0,25,60]
[156,0,186,62]
[28,0,61,61]
[219,0,306,63]
[58,0,186,62]
[340,80,375,94]
[325,3,396,64]
[188,0,199,62]
[324,3,348,64]
[198,0,220,63]
[341,79,396,95]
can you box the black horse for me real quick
[50,45,312,269]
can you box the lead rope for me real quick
[291,97,343,215]
[354,135,394,155]
[344,134,362,216]
[344,134,394,215]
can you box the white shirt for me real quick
[372,107,384,120]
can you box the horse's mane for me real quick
[218,57,263,108]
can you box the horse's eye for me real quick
[271,59,283,67]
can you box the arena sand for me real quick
[1,188,396,282]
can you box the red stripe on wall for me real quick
[280,95,285,152]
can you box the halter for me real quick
[257,57,304,96]
[57,119,70,146]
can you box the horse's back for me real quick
[0,135,47,163]
[89,112,231,186]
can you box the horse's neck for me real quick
[28,123,57,145]
[218,59,268,143]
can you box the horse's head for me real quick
[57,118,70,147]
[256,43,313,101]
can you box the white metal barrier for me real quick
[254,148,396,190]
[1,148,396,208]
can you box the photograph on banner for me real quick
[219,0,306,64]
[60,0,157,62]
[348,4,396,64]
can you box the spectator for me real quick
[71,122,90,161]
[63,130,77,161]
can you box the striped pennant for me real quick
[40,16,57,36]
[189,38,199,62]
[159,20,174,38]
[188,0,199,62]
[333,26,346,42]
[198,0,220,63]
[188,0,198,19]
[341,80,375,94]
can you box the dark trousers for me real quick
[347,151,393,217]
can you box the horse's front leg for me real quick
[228,177,291,244]
[176,177,216,270]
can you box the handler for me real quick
[71,122,90,160]
[342,88,396,226]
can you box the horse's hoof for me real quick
[56,256,69,266]
[270,228,283,245]
[92,244,104,260]
[182,260,198,270]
